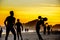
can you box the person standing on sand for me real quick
[36,16,47,40]
[43,23,47,35]
[47,25,51,35]
[43,18,48,35]
[4,11,16,40]
[0,26,3,38]
[36,16,43,40]
[15,19,23,40]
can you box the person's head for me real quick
[17,19,20,22]
[43,17,47,21]
[10,11,14,17]
[38,16,41,19]
[46,23,48,24]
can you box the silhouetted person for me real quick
[51,28,52,33]
[42,17,47,34]
[43,23,48,35]
[26,28,29,32]
[15,19,23,40]
[0,26,2,38]
[47,25,50,35]
[36,16,43,40]
[25,27,29,32]
[43,24,46,35]
[4,11,16,40]
[25,28,27,32]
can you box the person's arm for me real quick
[22,25,23,31]
[4,17,7,27]
[13,18,16,28]
[1,28,3,33]
[42,20,45,27]
[13,18,16,24]
[21,23,23,31]
[21,25,23,31]
[14,23,17,30]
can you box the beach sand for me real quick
[0,32,60,40]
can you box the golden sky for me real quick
[0,0,60,25]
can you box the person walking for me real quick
[36,16,43,40]
[15,19,23,40]
[4,11,16,40]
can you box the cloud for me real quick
[0,0,2,5]
[1,0,60,7]
[58,0,60,4]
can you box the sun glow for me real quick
[0,0,60,25]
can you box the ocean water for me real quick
[2,28,60,34]
[2,29,36,34]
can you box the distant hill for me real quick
[23,19,60,30]
[53,24,60,29]
[23,19,38,27]
[23,19,38,30]
[23,19,44,30]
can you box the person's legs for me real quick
[43,27,46,35]
[36,30,43,40]
[44,29,45,35]
[48,30,50,35]
[44,29,46,35]
[11,28,16,40]
[17,32,19,40]
[49,30,50,34]
[5,28,10,40]
[0,32,1,38]
[19,30,23,40]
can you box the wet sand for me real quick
[0,32,60,40]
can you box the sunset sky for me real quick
[0,0,60,25]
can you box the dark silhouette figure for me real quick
[4,11,16,40]
[43,23,48,35]
[43,18,48,35]
[15,19,23,40]
[25,28,29,32]
[0,26,3,38]
[25,28,27,32]
[43,24,46,35]
[47,25,50,35]
[36,16,43,40]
